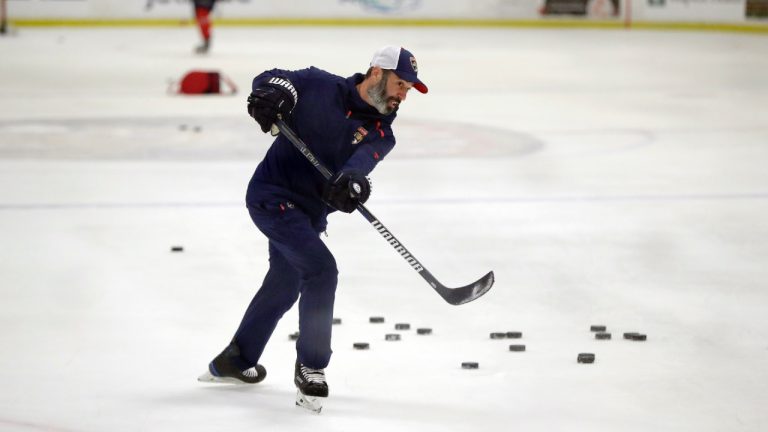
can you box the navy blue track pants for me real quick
[234,200,337,369]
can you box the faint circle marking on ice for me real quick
[389,118,544,159]
[0,117,542,160]
[1,123,71,134]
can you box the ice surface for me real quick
[1,27,768,431]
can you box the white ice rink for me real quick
[1,26,768,431]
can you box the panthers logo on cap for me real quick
[410,56,418,73]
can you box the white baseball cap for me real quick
[369,46,428,94]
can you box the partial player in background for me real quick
[193,0,216,54]
[198,46,428,413]
[1,0,8,35]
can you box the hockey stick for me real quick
[275,119,494,305]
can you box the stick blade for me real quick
[436,271,495,306]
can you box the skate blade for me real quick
[295,390,325,414]
[197,370,249,385]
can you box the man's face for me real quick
[367,70,414,115]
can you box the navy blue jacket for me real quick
[246,67,397,229]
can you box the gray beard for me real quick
[367,73,396,115]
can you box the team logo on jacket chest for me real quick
[352,126,369,145]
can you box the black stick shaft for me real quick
[275,119,494,305]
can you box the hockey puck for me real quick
[179,124,188,131]
[509,344,526,352]
[506,331,523,339]
[353,342,370,350]
[332,318,342,325]
[193,126,202,133]
[623,332,639,340]
[416,328,432,335]
[627,333,647,341]
[590,325,607,332]
[369,316,385,323]
[595,332,612,340]
[461,362,479,369]
[170,246,184,252]
[395,323,411,330]
[289,332,300,341]
[490,332,507,339]
[385,334,401,341]
[577,353,595,364]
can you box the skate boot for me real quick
[294,361,328,413]
[194,39,210,54]
[197,341,266,384]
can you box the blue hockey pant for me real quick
[233,200,337,369]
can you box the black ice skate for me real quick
[197,341,266,384]
[294,361,328,413]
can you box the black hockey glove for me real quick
[322,170,371,213]
[247,77,298,133]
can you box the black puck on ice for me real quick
[506,331,523,339]
[590,325,607,332]
[625,332,647,341]
[385,334,401,341]
[595,332,612,340]
[288,332,300,341]
[490,332,506,339]
[509,344,526,352]
[461,362,479,369]
[332,318,342,325]
[353,342,370,350]
[395,323,411,330]
[577,353,595,364]
[416,328,432,335]
[369,316,385,323]
[170,246,184,252]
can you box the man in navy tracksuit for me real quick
[199,46,428,403]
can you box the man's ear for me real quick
[370,66,383,82]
